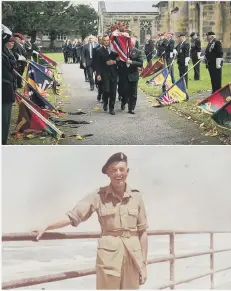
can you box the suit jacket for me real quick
[144,39,154,55]
[165,38,175,60]
[119,48,143,82]
[175,41,190,66]
[82,43,97,67]
[205,38,223,68]
[96,46,118,82]
[190,37,201,59]
[92,44,101,72]
[157,38,168,58]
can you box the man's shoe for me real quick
[85,79,89,82]
[90,86,94,91]
[128,110,135,114]
[110,110,115,115]
[97,95,101,101]
[103,105,108,112]
[121,104,125,111]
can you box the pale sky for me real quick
[2,146,231,233]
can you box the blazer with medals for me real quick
[175,40,190,66]
[96,46,118,82]
[205,38,223,68]
[119,48,143,82]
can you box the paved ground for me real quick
[59,63,222,145]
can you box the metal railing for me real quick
[2,230,231,289]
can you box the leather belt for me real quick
[102,230,138,238]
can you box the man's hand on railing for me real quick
[31,227,47,241]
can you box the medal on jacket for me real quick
[209,42,215,52]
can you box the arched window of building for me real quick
[140,21,152,45]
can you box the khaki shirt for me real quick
[66,184,148,276]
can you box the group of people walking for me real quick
[61,39,82,64]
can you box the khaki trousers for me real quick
[96,247,140,290]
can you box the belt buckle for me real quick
[122,230,131,238]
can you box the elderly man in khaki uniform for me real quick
[34,152,148,289]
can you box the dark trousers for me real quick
[2,102,13,145]
[63,52,68,63]
[118,77,123,98]
[84,68,88,80]
[103,80,117,110]
[178,65,188,88]
[86,66,94,87]
[146,54,152,63]
[208,66,222,93]
[192,57,200,80]
[122,80,138,111]
[166,58,175,83]
[16,64,25,88]
[77,57,80,63]
[97,81,103,99]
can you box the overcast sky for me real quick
[2,146,231,233]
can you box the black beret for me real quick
[102,152,127,174]
[190,32,196,37]
[178,33,185,37]
[206,31,215,36]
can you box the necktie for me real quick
[90,43,92,59]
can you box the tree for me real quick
[75,5,98,39]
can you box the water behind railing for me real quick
[2,234,231,289]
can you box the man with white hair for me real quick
[119,36,143,114]
[82,35,97,91]
[205,31,223,93]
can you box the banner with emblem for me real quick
[39,52,57,67]
[198,83,231,114]
[15,92,63,137]
[157,77,188,105]
[141,58,164,78]
[212,100,231,130]
[147,66,172,86]
[140,58,154,77]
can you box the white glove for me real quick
[199,55,205,60]
[216,58,223,69]
[173,49,178,56]
[18,55,26,61]
[185,57,190,66]
[33,50,39,55]
[170,52,173,58]
[197,52,201,59]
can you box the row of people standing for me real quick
[144,31,223,93]
[62,39,82,64]
[80,34,143,115]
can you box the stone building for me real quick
[98,1,231,59]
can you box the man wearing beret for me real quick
[205,31,223,93]
[190,32,201,81]
[165,32,175,83]
[12,33,27,88]
[156,33,168,59]
[174,33,190,88]
[33,152,149,290]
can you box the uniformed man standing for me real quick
[174,33,190,88]
[33,152,148,290]
[190,32,201,80]
[156,33,168,59]
[144,34,154,63]
[165,32,175,83]
[205,31,223,93]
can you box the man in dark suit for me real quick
[96,34,118,115]
[119,37,143,114]
[144,34,154,63]
[133,35,139,49]
[190,32,201,80]
[82,35,97,91]
[174,33,190,88]
[24,35,33,60]
[165,32,175,83]
[205,31,223,93]
[92,35,103,101]
[12,33,27,88]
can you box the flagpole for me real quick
[162,54,177,90]
[142,49,157,61]
[27,60,53,82]
[146,62,172,83]
[159,58,203,97]
[16,92,64,138]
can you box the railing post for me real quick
[169,233,175,289]
[210,233,214,289]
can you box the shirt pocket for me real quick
[99,208,116,231]
[127,208,139,228]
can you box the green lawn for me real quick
[45,53,64,62]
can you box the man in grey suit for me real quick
[82,36,96,91]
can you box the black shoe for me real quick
[85,79,88,82]
[103,105,108,112]
[110,110,115,115]
[128,110,135,114]
[90,86,94,91]
[97,95,101,101]
[121,104,125,110]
